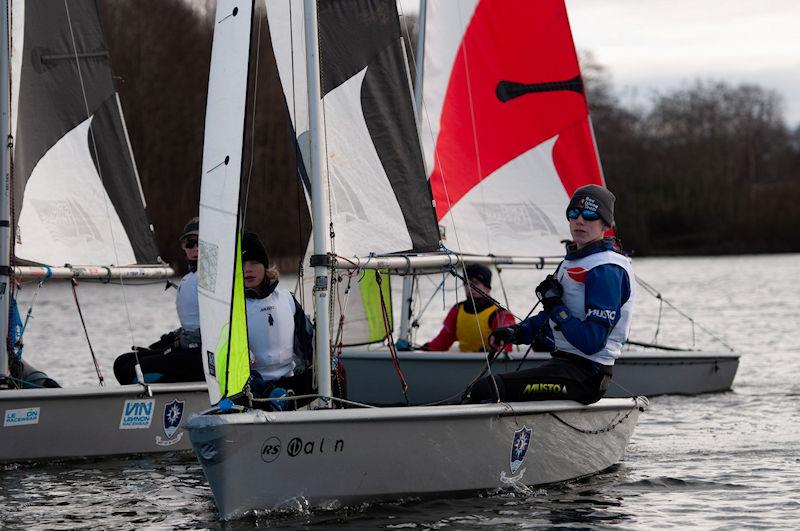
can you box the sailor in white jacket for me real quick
[471,184,634,405]
[240,231,313,402]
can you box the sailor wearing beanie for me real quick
[470,184,635,405]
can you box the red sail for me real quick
[428,0,603,222]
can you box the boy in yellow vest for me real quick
[420,264,514,352]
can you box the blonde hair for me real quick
[265,266,280,281]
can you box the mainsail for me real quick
[420,0,605,257]
[266,0,440,345]
[10,0,159,266]
[266,0,440,258]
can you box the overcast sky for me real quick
[565,0,800,126]
[399,0,800,127]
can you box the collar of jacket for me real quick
[564,238,618,260]
[245,279,278,300]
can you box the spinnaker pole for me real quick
[304,0,332,402]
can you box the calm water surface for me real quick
[1,254,798,529]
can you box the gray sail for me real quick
[11,0,159,265]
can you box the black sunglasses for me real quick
[182,238,198,249]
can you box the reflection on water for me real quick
[1,255,799,529]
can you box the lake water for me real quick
[1,254,798,529]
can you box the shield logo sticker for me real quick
[163,399,185,439]
[510,426,532,474]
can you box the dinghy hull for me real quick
[0,383,208,462]
[188,398,644,519]
[341,349,739,404]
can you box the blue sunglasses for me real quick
[567,208,601,221]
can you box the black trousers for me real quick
[467,353,612,405]
[113,347,204,385]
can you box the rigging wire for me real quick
[635,275,734,351]
[241,5,264,220]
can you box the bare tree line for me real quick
[99,3,800,270]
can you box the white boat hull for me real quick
[341,348,740,405]
[188,398,644,519]
[0,382,208,462]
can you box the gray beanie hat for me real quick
[566,184,615,227]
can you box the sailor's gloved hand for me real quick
[489,325,520,349]
[149,330,178,351]
[535,274,563,313]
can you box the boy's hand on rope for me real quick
[489,325,520,349]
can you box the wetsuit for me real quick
[423,298,515,352]
[469,239,634,405]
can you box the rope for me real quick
[548,398,647,435]
[375,271,409,404]
[69,279,104,386]
[14,279,47,356]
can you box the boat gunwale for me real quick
[186,397,645,427]
[340,349,740,361]
[0,382,208,400]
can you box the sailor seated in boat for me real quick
[113,217,205,384]
[467,185,634,405]
[240,232,320,407]
[417,264,514,353]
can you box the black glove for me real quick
[489,325,520,348]
[535,274,564,313]
[148,330,178,350]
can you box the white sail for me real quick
[197,0,254,405]
[15,117,136,265]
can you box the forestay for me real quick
[420,0,606,257]
[197,0,254,405]
[10,0,159,266]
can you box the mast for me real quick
[0,0,11,380]
[398,0,428,345]
[304,0,332,402]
